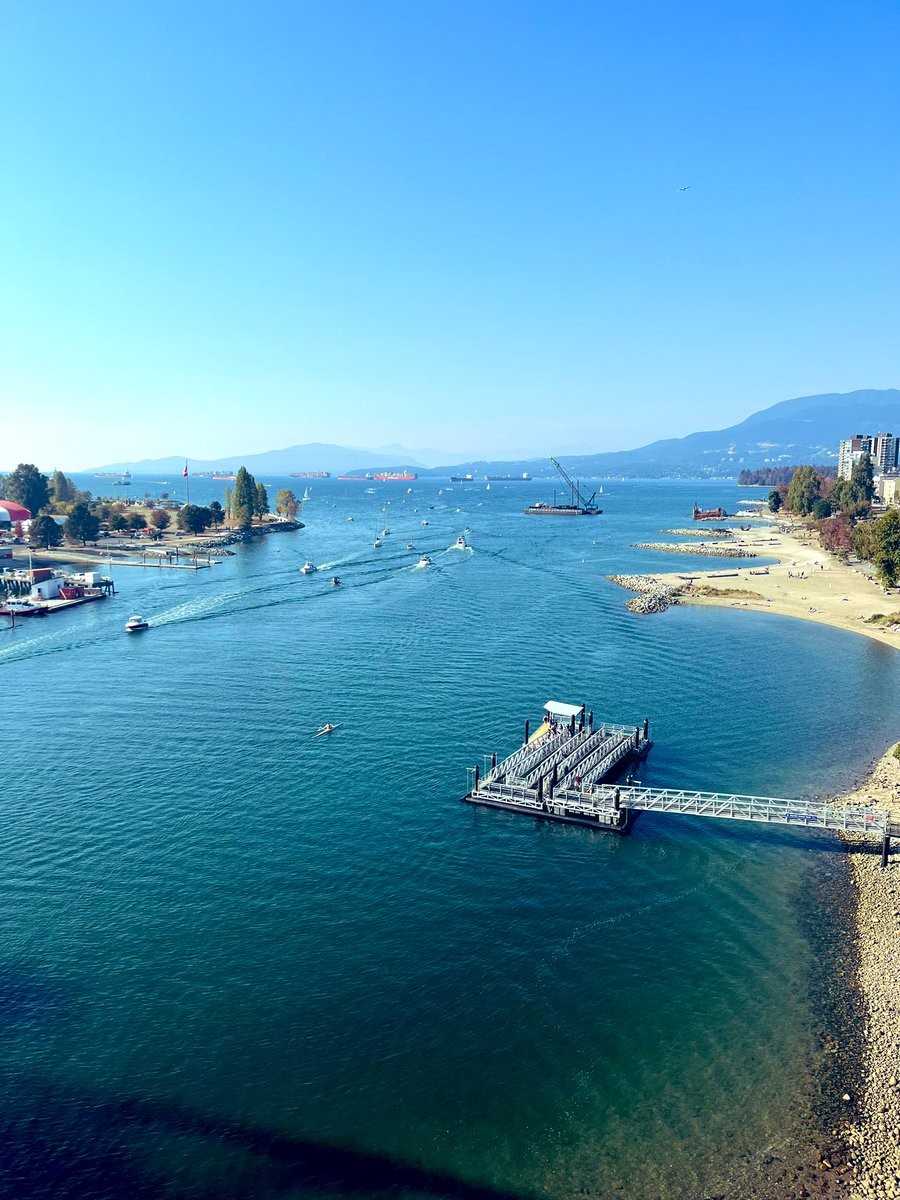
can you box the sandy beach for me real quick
[633,519,900,649]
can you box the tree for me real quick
[852,520,877,563]
[873,509,900,587]
[275,488,300,520]
[786,466,821,517]
[224,486,232,520]
[6,463,50,516]
[811,499,832,520]
[29,515,63,550]
[128,513,146,530]
[208,500,224,528]
[177,504,213,535]
[849,453,875,506]
[109,513,128,531]
[50,469,72,505]
[232,467,256,529]
[818,516,852,556]
[254,482,269,519]
[149,509,171,531]
[64,503,100,545]
[767,488,782,513]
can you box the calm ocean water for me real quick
[2,477,897,1199]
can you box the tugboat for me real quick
[300,561,317,574]
[125,614,149,633]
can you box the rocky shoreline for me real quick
[607,574,682,613]
[832,747,900,1197]
[633,541,757,558]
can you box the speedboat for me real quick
[416,555,432,569]
[347,516,354,522]
[406,542,415,551]
[331,576,341,587]
[373,537,382,548]
[455,535,467,549]
[300,561,317,574]
[420,519,429,526]
[125,614,149,633]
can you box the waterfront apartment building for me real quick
[838,432,898,479]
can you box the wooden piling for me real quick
[524,719,530,745]
[882,835,891,869]
[491,752,497,770]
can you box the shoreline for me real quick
[613,520,900,649]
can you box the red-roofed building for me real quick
[0,501,32,525]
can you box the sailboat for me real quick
[302,487,310,502]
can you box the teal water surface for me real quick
[1,479,896,1199]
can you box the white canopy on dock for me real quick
[544,700,583,719]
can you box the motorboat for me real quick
[420,520,429,526]
[1,601,43,618]
[347,516,354,522]
[415,555,432,569]
[455,535,467,549]
[331,577,341,587]
[125,614,149,633]
[300,561,317,574]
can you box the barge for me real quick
[524,457,602,516]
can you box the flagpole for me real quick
[184,461,190,507]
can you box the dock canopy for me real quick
[544,701,584,720]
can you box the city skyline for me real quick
[3,1,898,466]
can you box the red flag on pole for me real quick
[183,462,188,478]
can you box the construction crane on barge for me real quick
[524,458,603,515]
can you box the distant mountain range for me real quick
[84,389,900,480]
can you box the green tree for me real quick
[149,509,171,531]
[811,499,832,520]
[128,513,146,530]
[232,467,256,529]
[852,520,877,562]
[275,488,300,520]
[254,482,269,519]
[177,504,213,534]
[208,500,224,527]
[28,514,63,549]
[873,509,900,587]
[829,479,851,513]
[785,466,821,517]
[849,453,875,505]
[50,469,72,505]
[767,488,782,513]
[6,463,50,516]
[224,486,232,520]
[64,503,100,545]
[109,513,128,531]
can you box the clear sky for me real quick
[2,0,898,469]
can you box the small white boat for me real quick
[382,528,390,536]
[125,614,149,633]
[455,535,467,549]
[407,487,413,494]
[373,536,382,548]
[347,516,354,522]
[300,561,317,574]
[420,519,429,526]
[415,555,432,569]
[302,488,310,501]
[331,576,341,587]
[406,542,415,550]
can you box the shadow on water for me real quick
[0,1083,542,1200]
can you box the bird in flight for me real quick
[678,186,691,191]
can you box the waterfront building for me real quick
[838,433,897,479]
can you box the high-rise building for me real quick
[873,432,898,472]
[838,434,873,479]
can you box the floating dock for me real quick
[463,701,897,862]
[463,701,652,832]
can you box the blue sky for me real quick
[2,0,898,469]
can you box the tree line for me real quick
[768,453,900,586]
[738,465,837,487]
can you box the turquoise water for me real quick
[2,479,897,1199]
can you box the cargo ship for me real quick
[374,471,417,481]
[290,471,331,478]
[338,474,373,481]
[450,474,475,482]
[692,503,729,520]
[485,472,531,481]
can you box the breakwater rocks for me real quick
[194,520,304,550]
[608,574,683,614]
[661,527,734,537]
[634,541,757,558]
